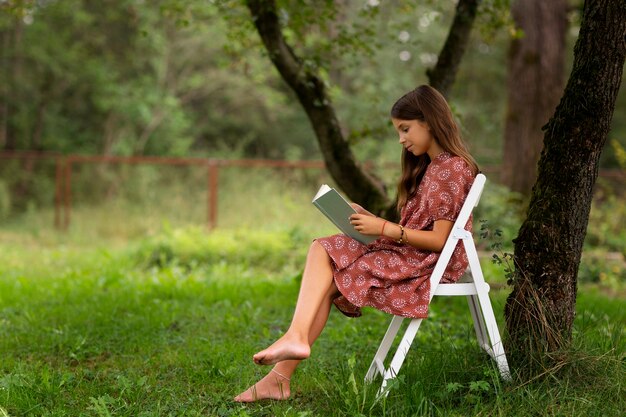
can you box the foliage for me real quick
[1,0,319,158]
[474,175,626,289]
[611,139,626,168]
[133,226,307,275]
[475,0,517,41]
[473,180,524,251]
[4,0,624,167]
[578,251,626,290]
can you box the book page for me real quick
[312,184,332,201]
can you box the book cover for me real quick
[312,184,377,245]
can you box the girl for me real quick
[234,85,479,402]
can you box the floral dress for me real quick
[316,152,475,318]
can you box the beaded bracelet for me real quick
[396,224,405,244]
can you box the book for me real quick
[312,184,377,245]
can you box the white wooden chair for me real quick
[364,173,511,395]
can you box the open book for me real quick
[312,184,377,245]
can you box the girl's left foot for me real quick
[233,369,291,402]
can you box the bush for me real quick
[132,225,309,275]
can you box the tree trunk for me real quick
[501,0,568,196]
[427,0,480,98]
[504,0,625,360]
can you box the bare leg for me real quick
[233,288,336,402]
[252,241,337,365]
[234,241,338,402]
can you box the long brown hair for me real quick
[390,85,479,212]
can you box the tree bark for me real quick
[427,0,480,98]
[501,0,568,196]
[504,0,625,359]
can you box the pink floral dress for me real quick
[316,152,475,318]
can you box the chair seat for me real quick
[434,282,490,296]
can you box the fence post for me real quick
[54,156,64,229]
[208,160,219,230]
[63,158,72,230]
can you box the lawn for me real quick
[0,226,624,416]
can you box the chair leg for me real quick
[467,294,491,354]
[379,318,424,396]
[365,315,404,382]
[474,289,512,381]
[463,238,512,381]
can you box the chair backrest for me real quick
[427,173,486,294]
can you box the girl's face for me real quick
[392,118,438,157]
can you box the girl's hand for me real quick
[349,214,385,236]
[350,203,375,217]
[350,203,366,214]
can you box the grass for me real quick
[0,225,624,416]
[1,167,624,415]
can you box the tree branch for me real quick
[427,0,480,98]
[245,0,390,213]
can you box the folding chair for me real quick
[364,173,511,395]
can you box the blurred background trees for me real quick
[1,0,622,168]
[501,0,568,195]
[0,0,318,158]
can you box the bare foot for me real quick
[252,334,310,365]
[233,369,291,402]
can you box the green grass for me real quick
[0,226,624,416]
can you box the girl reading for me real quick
[234,85,479,402]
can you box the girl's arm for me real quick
[389,219,453,252]
[348,214,454,252]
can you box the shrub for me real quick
[132,225,308,274]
